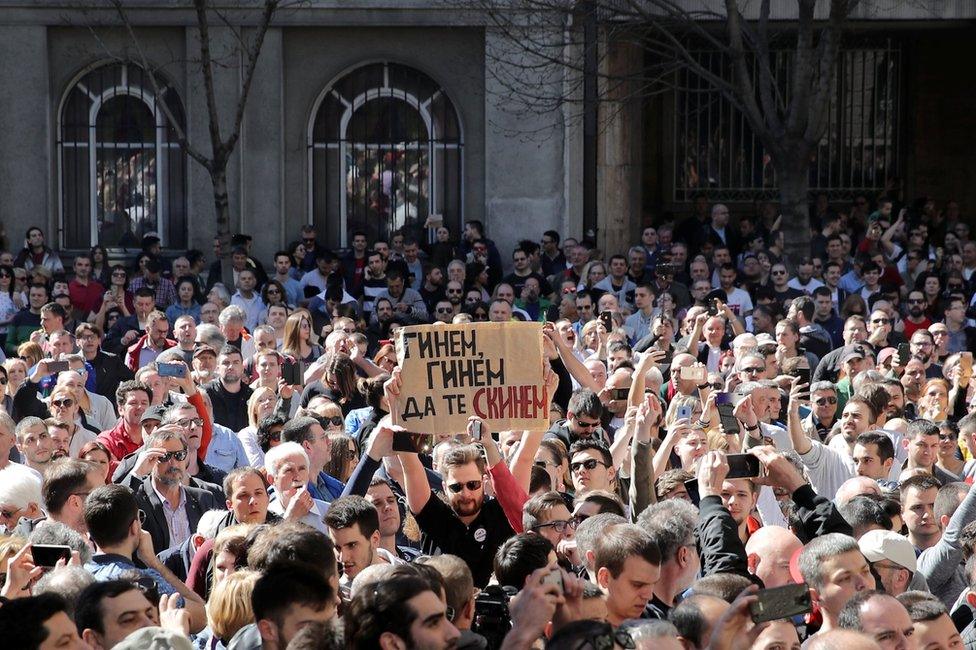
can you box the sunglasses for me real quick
[939,434,958,442]
[159,449,188,463]
[447,480,483,493]
[815,396,838,406]
[175,418,204,428]
[871,318,890,324]
[51,399,74,408]
[268,431,281,442]
[533,519,577,534]
[324,416,344,427]
[570,458,607,473]
[0,507,21,521]
[266,288,280,294]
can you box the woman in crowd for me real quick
[282,311,322,366]
[167,277,202,324]
[79,440,113,484]
[89,245,111,286]
[92,265,134,330]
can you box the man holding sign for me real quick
[391,321,549,433]
[386,322,556,586]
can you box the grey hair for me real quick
[798,533,860,590]
[811,381,837,394]
[637,499,698,562]
[145,426,187,450]
[736,354,766,372]
[218,305,246,327]
[618,618,680,642]
[32,566,94,617]
[195,323,226,349]
[28,520,93,564]
[196,509,229,539]
[208,283,231,307]
[734,380,763,396]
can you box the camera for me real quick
[472,585,517,649]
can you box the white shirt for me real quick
[722,287,754,317]
[788,277,825,295]
[268,494,329,532]
[230,292,265,331]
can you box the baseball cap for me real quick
[841,344,867,365]
[141,404,167,424]
[858,529,917,572]
[877,347,896,367]
[192,344,217,359]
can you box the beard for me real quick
[51,449,69,461]
[452,496,482,518]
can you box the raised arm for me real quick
[385,369,433,514]
[785,378,811,455]
[630,397,660,520]
[545,324,602,393]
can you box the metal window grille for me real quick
[58,62,187,250]
[309,62,464,248]
[674,40,900,202]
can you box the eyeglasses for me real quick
[0,507,22,521]
[447,480,483,493]
[742,366,765,374]
[51,399,74,408]
[570,458,608,473]
[534,459,555,469]
[815,396,838,406]
[771,270,787,276]
[266,288,280,294]
[532,519,577,534]
[939,434,958,442]
[175,418,204,429]
[159,449,188,463]
[871,318,890,324]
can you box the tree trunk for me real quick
[777,163,811,266]
[211,166,235,289]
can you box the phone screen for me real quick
[392,431,433,455]
[750,582,812,623]
[796,368,811,386]
[157,363,186,378]
[612,388,629,400]
[31,545,71,568]
[726,453,762,479]
[717,403,740,436]
[46,361,70,373]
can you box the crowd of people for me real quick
[0,195,974,649]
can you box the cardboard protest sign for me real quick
[393,321,547,434]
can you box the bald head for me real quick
[745,526,802,588]
[836,476,882,506]
[806,629,881,650]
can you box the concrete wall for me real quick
[484,28,567,265]
[0,26,50,242]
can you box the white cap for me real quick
[858,529,916,573]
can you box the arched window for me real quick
[59,62,187,250]
[309,62,463,247]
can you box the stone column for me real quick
[597,37,643,259]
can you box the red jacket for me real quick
[125,334,177,371]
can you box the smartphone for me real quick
[612,388,629,400]
[283,361,302,386]
[542,569,564,593]
[715,393,741,436]
[726,453,762,479]
[392,431,433,455]
[707,298,718,316]
[471,421,483,442]
[676,405,693,421]
[897,342,910,366]
[796,367,810,386]
[46,360,70,373]
[157,363,186,378]
[31,544,71,568]
[680,366,707,384]
[750,582,812,624]
[961,352,973,376]
[600,310,613,330]
[684,478,701,506]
